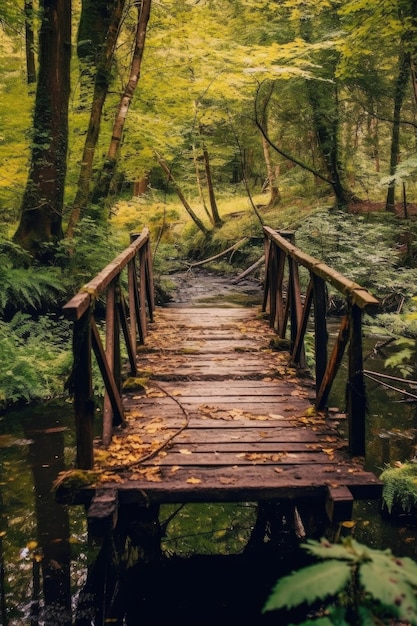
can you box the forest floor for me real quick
[348,199,417,219]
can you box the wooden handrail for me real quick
[63,228,155,469]
[263,226,379,457]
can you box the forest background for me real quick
[1,0,417,409]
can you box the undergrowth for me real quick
[0,313,72,409]
[2,194,417,407]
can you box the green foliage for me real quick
[263,537,417,625]
[160,503,257,556]
[296,209,417,317]
[380,461,417,514]
[0,312,72,409]
[383,337,416,377]
[0,240,69,316]
[56,217,127,289]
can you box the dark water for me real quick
[1,332,417,624]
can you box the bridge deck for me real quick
[90,305,382,517]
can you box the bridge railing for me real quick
[63,228,155,469]
[263,226,379,457]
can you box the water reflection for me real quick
[0,330,417,623]
[0,402,88,625]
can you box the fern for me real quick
[0,245,69,316]
[380,462,417,513]
[0,314,73,408]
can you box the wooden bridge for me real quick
[59,227,382,542]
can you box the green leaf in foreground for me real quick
[361,560,417,625]
[262,560,351,613]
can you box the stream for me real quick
[1,271,417,624]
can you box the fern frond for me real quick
[380,462,417,513]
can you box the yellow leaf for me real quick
[186,477,201,484]
[341,520,356,528]
[179,449,192,455]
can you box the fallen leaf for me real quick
[219,477,236,484]
[341,520,356,528]
[322,448,334,456]
[186,477,201,484]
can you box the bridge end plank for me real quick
[325,485,354,523]
[87,488,119,539]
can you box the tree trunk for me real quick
[192,145,213,224]
[77,0,112,64]
[306,79,352,207]
[262,135,281,208]
[133,174,149,196]
[13,0,71,259]
[155,153,209,235]
[90,0,152,210]
[24,1,36,84]
[202,144,222,227]
[65,0,126,239]
[385,49,410,212]
[257,82,281,208]
[300,15,353,208]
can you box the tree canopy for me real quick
[0,0,416,257]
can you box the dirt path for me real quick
[162,268,263,307]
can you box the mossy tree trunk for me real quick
[202,144,222,227]
[13,0,71,260]
[385,51,411,212]
[24,0,36,84]
[65,0,126,239]
[90,0,152,212]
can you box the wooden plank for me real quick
[130,428,331,443]
[77,302,382,514]
[143,451,336,466]
[87,489,119,538]
[105,464,382,505]
[325,485,354,522]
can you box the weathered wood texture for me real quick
[263,227,380,456]
[78,306,382,515]
[63,228,155,467]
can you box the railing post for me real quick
[346,303,366,457]
[262,235,271,313]
[102,279,122,445]
[312,275,328,395]
[145,238,155,320]
[72,310,94,470]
